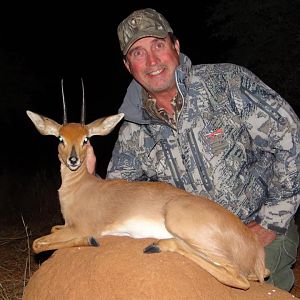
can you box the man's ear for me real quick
[123,58,131,74]
[174,40,180,56]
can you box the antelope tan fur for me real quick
[26,110,269,290]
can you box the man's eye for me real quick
[133,49,145,58]
[155,41,165,49]
[83,137,89,145]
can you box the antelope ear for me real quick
[26,110,61,136]
[87,113,124,136]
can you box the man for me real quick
[88,8,300,291]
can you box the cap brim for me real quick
[123,30,168,55]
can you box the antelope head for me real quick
[26,80,124,171]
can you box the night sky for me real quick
[1,0,299,176]
[1,1,218,172]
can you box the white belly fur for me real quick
[101,219,173,239]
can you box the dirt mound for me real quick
[24,236,297,300]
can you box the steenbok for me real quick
[26,82,269,290]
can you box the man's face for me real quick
[124,36,180,95]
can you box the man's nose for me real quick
[147,51,160,66]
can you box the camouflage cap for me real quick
[117,8,173,55]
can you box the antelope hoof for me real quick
[143,243,161,254]
[32,239,47,254]
[88,237,100,247]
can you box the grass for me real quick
[0,224,33,299]
[0,166,62,299]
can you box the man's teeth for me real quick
[150,69,163,75]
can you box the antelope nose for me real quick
[69,156,78,165]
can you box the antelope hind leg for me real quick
[145,238,250,290]
[33,227,99,254]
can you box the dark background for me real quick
[1,0,300,219]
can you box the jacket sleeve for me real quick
[106,121,147,181]
[237,66,300,234]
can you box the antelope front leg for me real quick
[33,227,99,254]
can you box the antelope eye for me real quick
[83,137,89,145]
[58,136,64,144]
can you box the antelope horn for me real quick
[80,78,85,125]
[61,79,67,125]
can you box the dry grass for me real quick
[0,213,62,300]
[0,225,34,299]
[0,166,61,300]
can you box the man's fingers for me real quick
[247,221,276,247]
[86,143,96,175]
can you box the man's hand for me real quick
[247,221,277,247]
[86,142,96,175]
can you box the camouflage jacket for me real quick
[107,53,300,234]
